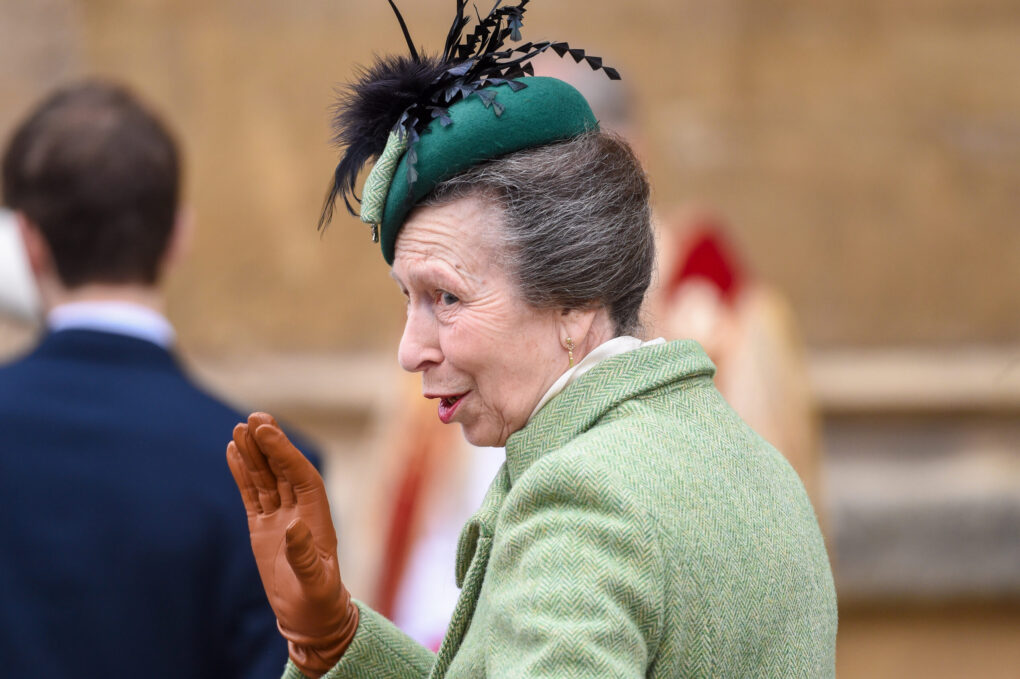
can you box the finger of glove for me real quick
[252,423,336,550]
[246,413,296,506]
[252,424,336,550]
[268,454,297,508]
[233,422,281,513]
[248,411,280,430]
[252,422,323,498]
[259,433,296,509]
[226,441,262,518]
[285,518,328,594]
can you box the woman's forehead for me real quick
[393,195,503,275]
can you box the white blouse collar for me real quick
[529,335,666,421]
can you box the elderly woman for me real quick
[226,3,837,678]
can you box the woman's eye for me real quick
[438,291,459,306]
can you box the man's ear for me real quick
[15,213,53,278]
[161,206,194,274]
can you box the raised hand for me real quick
[226,412,358,678]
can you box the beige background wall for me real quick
[3,0,1017,356]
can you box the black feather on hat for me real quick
[319,0,620,230]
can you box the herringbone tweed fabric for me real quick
[360,131,408,225]
[287,340,837,679]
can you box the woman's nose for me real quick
[398,307,442,373]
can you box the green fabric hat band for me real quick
[360,131,409,231]
[361,77,599,264]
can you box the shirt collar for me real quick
[47,301,176,349]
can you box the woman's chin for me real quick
[459,423,508,449]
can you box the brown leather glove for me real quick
[226,412,359,678]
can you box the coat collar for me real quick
[32,328,180,373]
[453,339,714,585]
[503,339,715,487]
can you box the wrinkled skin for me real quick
[393,194,569,447]
[226,412,358,678]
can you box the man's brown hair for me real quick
[2,81,180,287]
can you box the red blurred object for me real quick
[665,220,746,304]
[375,414,432,620]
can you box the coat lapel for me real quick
[430,341,714,678]
[430,464,510,678]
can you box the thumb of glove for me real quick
[279,516,357,677]
[285,518,327,591]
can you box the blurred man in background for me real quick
[0,81,296,679]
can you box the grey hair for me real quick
[420,130,654,336]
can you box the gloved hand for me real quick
[227,412,358,678]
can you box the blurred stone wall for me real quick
[1,0,1017,355]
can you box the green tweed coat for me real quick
[287,340,837,679]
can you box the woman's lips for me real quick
[436,392,467,424]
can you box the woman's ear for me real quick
[559,306,617,360]
[558,307,598,353]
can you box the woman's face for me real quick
[392,194,567,447]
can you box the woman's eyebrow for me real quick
[393,262,467,290]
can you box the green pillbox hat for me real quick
[317,1,619,264]
[371,77,598,264]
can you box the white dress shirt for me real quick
[48,300,176,349]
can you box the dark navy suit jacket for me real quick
[0,329,319,678]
